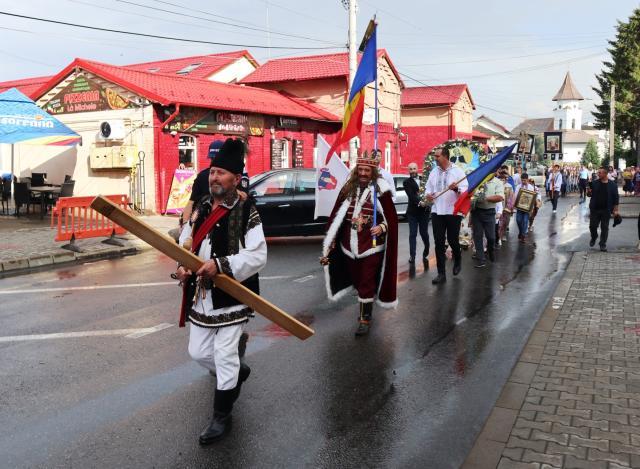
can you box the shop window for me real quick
[384,141,391,171]
[280,139,290,168]
[178,135,197,169]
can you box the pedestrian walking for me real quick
[527,183,542,232]
[587,166,620,252]
[175,138,266,444]
[498,170,514,242]
[579,164,589,202]
[514,173,541,243]
[424,147,468,284]
[403,162,430,266]
[623,166,634,196]
[549,164,563,213]
[321,150,398,336]
[470,171,504,267]
[180,140,225,228]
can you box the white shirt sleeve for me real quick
[178,222,192,247]
[425,170,436,195]
[455,167,469,193]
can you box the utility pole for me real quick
[348,0,357,166]
[609,83,615,167]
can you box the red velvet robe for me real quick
[322,177,398,308]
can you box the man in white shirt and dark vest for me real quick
[550,164,563,213]
[424,147,469,284]
[175,138,267,445]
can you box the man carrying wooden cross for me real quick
[175,138,266,445]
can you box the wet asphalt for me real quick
[0,195,628,468]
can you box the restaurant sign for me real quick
[43,76,135,114]
[167,108,261,136]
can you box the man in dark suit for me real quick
[587,166,620,252]
[403,162,430,266]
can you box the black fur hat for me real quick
[210,138,245,174]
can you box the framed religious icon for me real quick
[515,188,537,214]
[517,132,535,155]
[544,131,562,154]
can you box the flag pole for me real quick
[372,22,378,247]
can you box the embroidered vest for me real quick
[189,196,260,310]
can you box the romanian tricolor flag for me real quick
[453,143,517,216]
[325,25,377,164]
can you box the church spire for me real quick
[552,72,584,101]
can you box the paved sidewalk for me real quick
[464,250,640,468]
[0,212,179,275]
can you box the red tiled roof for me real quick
[401,85,472,108]
[32,59,339,122]
[125,50,257,79]
[240,49,404,87]
[472,129,490,139]
[0,75,54,96]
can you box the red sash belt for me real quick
[179,205,230,327]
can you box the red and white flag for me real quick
[314,135,349,219]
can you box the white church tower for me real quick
[553,72,584,131]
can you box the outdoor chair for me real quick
[64,174,72,183]
[1,179,11,214]
[13,182,31,217]
[45,180,75,213]
[30,173,46,187]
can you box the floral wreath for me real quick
[419,139,488,204]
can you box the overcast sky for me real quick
[0,0,637,129]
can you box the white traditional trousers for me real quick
[188,323,244,391]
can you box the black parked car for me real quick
[248,169,327,236]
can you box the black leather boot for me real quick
[238,332,249,360]
[199,389,235,445]
[355,302,373,337]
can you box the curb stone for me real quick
[0,246,139,277]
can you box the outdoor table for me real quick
[29,185,61,219]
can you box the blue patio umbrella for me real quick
[0,87,80,196]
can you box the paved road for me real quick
[0,195,625,468]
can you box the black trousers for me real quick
[407,211,430,259]
[579,179,588,199]
[551,191,560,210]
[431,214,462,274]
[589,209,610,247]
[471,208,496,262]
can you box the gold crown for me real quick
[356,149,381,168]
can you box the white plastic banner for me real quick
[314,135,350,219]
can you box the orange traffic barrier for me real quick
[51,195,130,252]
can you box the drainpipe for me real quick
[448,106,453,139]
[161,103,181,128]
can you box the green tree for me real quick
[592,7,640,166]
[582,139,600,167]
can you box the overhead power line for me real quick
[398,70,528,120]
[0,11,343,50]
[116,0,341,46]
[399,45,605,67]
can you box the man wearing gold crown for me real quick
[320,150,398,336]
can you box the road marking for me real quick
[0,281,176,295]
[125,323,173,339]
[0,323,173,343]
[293,275,315,283]
[0,276,293,295]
